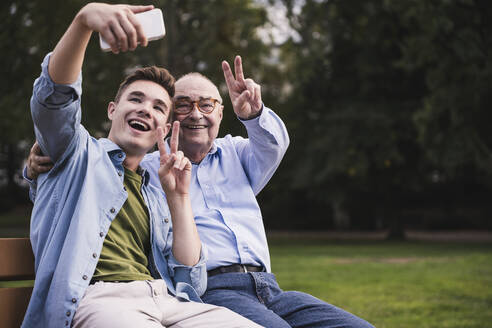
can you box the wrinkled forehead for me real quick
[175,76,222,102]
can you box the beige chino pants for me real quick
[72,280,263,328]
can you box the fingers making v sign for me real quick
[157,121,191,196]
[222,55,263,120]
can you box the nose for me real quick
[188,103,203,120]
[137,102,152,118]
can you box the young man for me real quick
[23,3,260,328]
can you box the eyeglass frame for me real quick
[173,97,221,115]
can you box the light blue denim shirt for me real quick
[23,53,207,328]
[141,105,289,272]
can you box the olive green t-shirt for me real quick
[92,168,153,281]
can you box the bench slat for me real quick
[0,287,33,327]
[0,238,35,280]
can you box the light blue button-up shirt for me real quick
[141,106,289,272]
[23,53,207,328]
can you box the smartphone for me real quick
[99,8,165,52]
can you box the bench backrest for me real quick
[0,238,35,328]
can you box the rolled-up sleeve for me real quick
[31,53,83,163]
[167,246,208,297]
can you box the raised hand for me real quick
[26,142,54,180]
[49,3,154,84]
[222,55,263,120]
[157,121,191,197]
[78,3,154,53]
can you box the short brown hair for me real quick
[114,66,175,103]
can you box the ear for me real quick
[218,105,224,122]
[107,102,116,120]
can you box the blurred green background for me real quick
[1,0,492,237]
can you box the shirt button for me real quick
[66,310,71,316]
[92,253,97,258]
[164,218,169,223]
[100,232,104,237]
[118,171,122,177]
[110,207,115,213]
[71,298,77,303]
[82,275,88,280]
[123,186,127,191]
[65,321,69,326]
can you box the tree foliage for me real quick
[268,0,492,232]
[1,0,492,232]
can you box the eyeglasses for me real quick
[173,98,220,115]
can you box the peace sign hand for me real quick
[157,121,191,197]
[222,55,262,120]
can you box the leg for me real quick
[270,290,374,328]
[251,273,374,328]
[203,273,291,328]
[72,281,163,328]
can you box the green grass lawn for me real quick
[268,237,492,328]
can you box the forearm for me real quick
[167,194,201,266]
[49,9,92,84]
[240,105,290,193]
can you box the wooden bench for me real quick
[0,238,35,328]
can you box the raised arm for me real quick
[222,56,290,194]
[157,122,201,266]
[31,3,154,162]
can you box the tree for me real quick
[272,0,492,235]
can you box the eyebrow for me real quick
[128,91,168,109]
[174,96,213,101]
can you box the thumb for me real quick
[128,5,154,14]
[160,153,176,177]
[234,90,250,111]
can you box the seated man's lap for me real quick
[72,280,261,328]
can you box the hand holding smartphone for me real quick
[99,8,165,52]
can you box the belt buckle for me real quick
[242,265,248,273]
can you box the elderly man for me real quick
[27,54,373,328]
[22,2,262,328]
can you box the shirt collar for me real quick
[99,138,150,186]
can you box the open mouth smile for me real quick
[128,119,150,132]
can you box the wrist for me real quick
[74,4,96,32]
[238,107,263,120]
[166,192,190,203]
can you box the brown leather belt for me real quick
[207,264,264,277]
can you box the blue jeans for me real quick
[202,272,374,328]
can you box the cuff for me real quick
[167,246,208,296]
[240,104,276,139]
[23,166,37,202]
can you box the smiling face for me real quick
[173,74,223,162]
[107,80,172,158]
